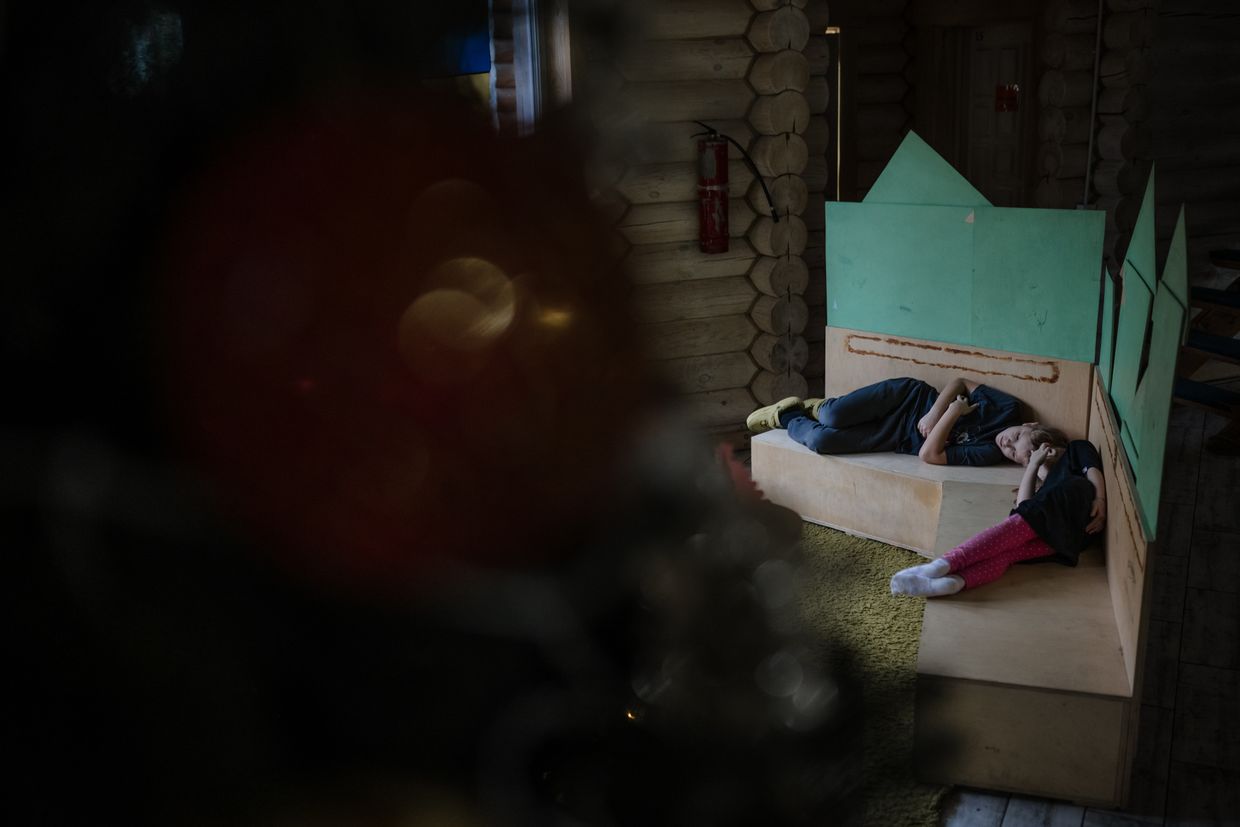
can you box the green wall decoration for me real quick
[863,131,991,208]
[826,171,1103,361]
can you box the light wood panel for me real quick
[917,676,1129,807]
[918,554,1129,697]
[821,327,1095,438]
[1090,373,1151,692]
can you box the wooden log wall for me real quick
[1093,0,1154,268]
[1034,0,1104,219]
[802,23,832,397]
[1149,0,1240,281]
[849,3,914,197]
[490,0,519,133]
[582,0,831,432]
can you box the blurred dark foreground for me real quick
[3,2,864,824]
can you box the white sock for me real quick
[909,558,951,578]
[891,572,965,597]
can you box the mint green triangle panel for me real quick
[1109,268,1153,426]
[1161,206,1189,311]
[863,131,992,207]
[1132,284,1187,538]
[1098,272,1117,390]
[1124,168,1157,291]
[970,207,1103,362]
[825,202,973,341]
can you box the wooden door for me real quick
[966,22,1033,206]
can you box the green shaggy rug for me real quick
[797,523,949,827]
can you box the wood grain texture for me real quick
[1141,618,1181,709]
[630,276,755,324]
[919,553,1129,696]
[941,789,1008,827]
[750,369,809,404]
[678,387,757,429]
[1000,797,1085,827]
[1180,588,1240,671]
[1186,530,1240,593]
[1171,663,1240,771]
[626,238,757,284]
[917,676,1129,806]
[1124,703,1174,824]
[618,199,755,245]
[656,351,757,395]
[642,314,756,360]
[615,38,754,83]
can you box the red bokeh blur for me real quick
[160,89,649,593]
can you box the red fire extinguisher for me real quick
[694,121,778,254]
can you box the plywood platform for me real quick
[918,552,1128,697]
[750,429,1022,556]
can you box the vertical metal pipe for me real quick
[1083,0,1105,207]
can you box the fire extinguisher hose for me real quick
[692,120,781,223]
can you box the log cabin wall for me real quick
[1035,0,1103,216]
[1150,0,1240,281]
[490,0,519,132]
[582,0,831,432]
[1079,0,1155,270]
[833,0,914,200]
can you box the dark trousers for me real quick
[785,377,935,455]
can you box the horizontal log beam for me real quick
[626,239,758,285]
[619,200,757,245]
[631,276,757,324]
[615,38,754,83]
[657,352,758,395]
[643,314,757,360]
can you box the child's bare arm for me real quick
[1085,467,1107,534]
[917,377,972,437]
[1017,444,1056,503]
[919,394,976,465]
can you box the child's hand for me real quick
[917,411,939,437]
[1030,444,1058,466]
[1086,497,1107,534]
[948,394,977,416]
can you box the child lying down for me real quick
[890,434,1106,597]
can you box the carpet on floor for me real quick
[797,522,949,827]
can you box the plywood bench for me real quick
[916,376,1150,807]
[750,333,1151,807]
[751,429,1022,556]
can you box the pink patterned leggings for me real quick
[943,514,1055,590]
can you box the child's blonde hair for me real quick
[1029,425,1068,461]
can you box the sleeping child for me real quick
[889,433,1106,597]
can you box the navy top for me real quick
[908,384,1021,466]
[1012,439,1103,565]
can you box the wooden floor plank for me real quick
[1141,619,1182,709]
[1179,588,1240,670]
[1163,761,1240,827]
[1158,405,1204,506]
[1149,554,1188,623]
[1154,500,1194,558]
[1081,809,1162,826]
[1126,704,1174,823]
[1186,530,1240,593]
[1001,796,1084,826]
[941,789,1009,826]
[1193,413,1240,533]
[1171,664,1240,772]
